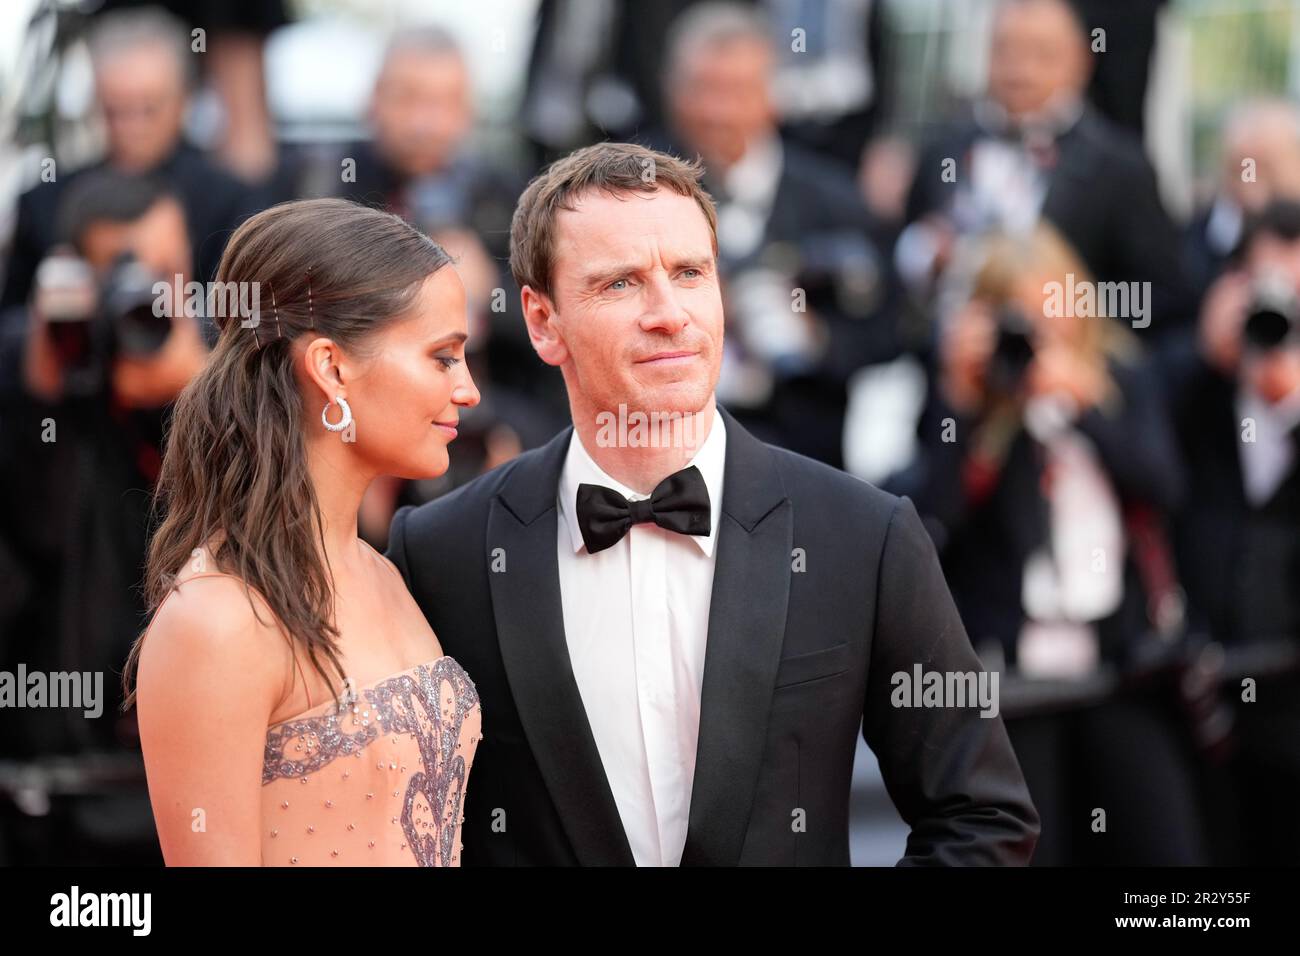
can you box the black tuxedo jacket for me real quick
[1162,336,1300,642]
[905,106,1196,335]
[386,406,1039,865]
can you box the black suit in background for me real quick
[330,139,520,263]
[727,141,900,468]
[1160,330,1300,864]
[1069,0,1167,139]
[1160,331,1300,643]
[386,405,1038,865]
[906,106,1197,336]
[1182,205,1236,300]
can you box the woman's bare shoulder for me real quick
[137,558,292,719]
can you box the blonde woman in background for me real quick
[889,221,1208,865]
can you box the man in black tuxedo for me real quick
[386,142,1038,866]
[902,0,1195,337]
[1166,200,1300,646]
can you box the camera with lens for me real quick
[985,304,1037,395]
[786,230,883,321]
[35,250,174,398]
[1242,271,1299,352]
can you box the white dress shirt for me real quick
[715,134,783,261]
[1238,383,1300,506]
[555,412,727,866]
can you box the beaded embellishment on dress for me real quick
[261,656,482,867]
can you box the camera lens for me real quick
[1243,306,1293,350]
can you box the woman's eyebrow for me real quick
[430,330,469,346]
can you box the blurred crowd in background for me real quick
[0,0,1298,866]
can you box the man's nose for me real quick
[639,274,690,335]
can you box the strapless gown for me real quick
[261,655,482,866]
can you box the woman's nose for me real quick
[453,366,481,407]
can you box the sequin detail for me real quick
[262,656,480,867]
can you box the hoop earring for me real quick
[322,395,352,432]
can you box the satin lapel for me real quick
[487,426,636,865]
[680,406,794,866]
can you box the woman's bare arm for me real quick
[135,577,290,866]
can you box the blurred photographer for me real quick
[1163,199,1300,864]
[889,223,1206,864]
[1170,199,1300,644]
[1,7,262,321]
[20,175,205,410]
[0,170,205,863]
[899,223,1184,675]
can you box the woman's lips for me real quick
[432,420,459,439]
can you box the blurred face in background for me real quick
[987,0,1090,122]
[1012,271,1086,346]
[667,36,776,172]
[530,188,724,421]
[1222,108,1300,211]
[370,49,473,178]
[95,42,188,172]
[80,196,192,297]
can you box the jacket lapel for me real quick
[487,426,637,865]
[680,406,794,865]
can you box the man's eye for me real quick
[607,278,629,291]
[681,268,701,279]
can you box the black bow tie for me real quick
[575,465,711,554]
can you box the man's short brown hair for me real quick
[509,142,719,297]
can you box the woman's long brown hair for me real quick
[121,198,451,711]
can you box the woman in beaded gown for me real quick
[122,199,484,866]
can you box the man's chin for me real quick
[616,384,714,419]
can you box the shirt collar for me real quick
[1239,378,1300,431]
[558,409,727,557]
[975,93,1085,142]
[721,133,783,209]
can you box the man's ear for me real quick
[301,336,349,403]
[520,285,569,367]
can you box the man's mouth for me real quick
[635,350,698,365]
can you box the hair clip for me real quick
[306,267,315,328]
[272,282,282,339]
